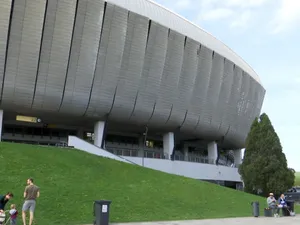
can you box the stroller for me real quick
[287,208,296,216]
[0,211,10,225]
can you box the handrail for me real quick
[68,136,139,166]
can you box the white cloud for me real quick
[201,8,234,21]
[230,10,252,28]
[155,0,300,34]
[295,77,300,84]
[271,0,300,34]
[193,0,272,32]
[155,0,192,12]
[225,0,270,8]
[174,0,192,9]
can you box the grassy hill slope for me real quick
[0,142,268,224]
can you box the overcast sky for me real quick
[154,0,300,171]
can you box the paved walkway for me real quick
[84,216,300,225]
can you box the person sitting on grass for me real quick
[267,192,280,217]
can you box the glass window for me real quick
[69,130,76,135]
[3,125,14,133]
[42,128,50,136]
[51,129,59,137]
[14,126,23,134]
[33,127,41,135]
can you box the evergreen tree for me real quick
[239,113,295,196]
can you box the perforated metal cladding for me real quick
[255,82,266,118]
[129,22,168,125]
[2,0,46,109]
[217,59,234,136]
[245,77,257,129]
[32,0,77,111]
[107,0,261,83]
[0,1,266,149]
[203,52,224,138]
[149,30,185,127]
[237,72,251,140]
[59,0,105,115]
[109,12,149,122]
[167,38,199,129]
[0,0,12,99]
[224,66,244,147]
[194,46,213,136]
[85,3,128,118]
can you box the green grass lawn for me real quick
[0,142,293,224]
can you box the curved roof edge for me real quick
[106,0,262,85]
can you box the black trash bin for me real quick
[94,200,112,225]
[251,201,260,217]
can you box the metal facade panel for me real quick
[32,0,76,111]
[59,0,105,115]
[207,53,225,138]
[167,37,199,129]
[216,59,234,137]
[149,29,185,127]
[0,0,12,100]
[254,84,266,119]
[196,52,224,138]
[106,0,261,84]
[109,12,149,121]
[129,22,168,125]
[2,0,46,108]
[245,77,257,129]
[85,4,128,118]
[224,66,243,146]
[186,46,212,135]
[237,72,251,142]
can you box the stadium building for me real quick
[0,0,265,187]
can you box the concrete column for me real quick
[94,121,105,148]
[0,110,3,142]
[207,141,218,164]
[234,149,242,165]
[77,128,84,139]
[163,132,174,159]
[184,146,189,161]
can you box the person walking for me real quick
[22,178,40,225]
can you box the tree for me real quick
[289,168,296,174]
[239,113,295,196]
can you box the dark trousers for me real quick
[269,205,280,215]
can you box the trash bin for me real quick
[94,200,112,225]
[287,200,295,213]
[264,208,272,217]
[251,201,259,217]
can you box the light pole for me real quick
[142,126,148,167]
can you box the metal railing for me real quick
[106,146,236,168]
[106,147,168,159]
